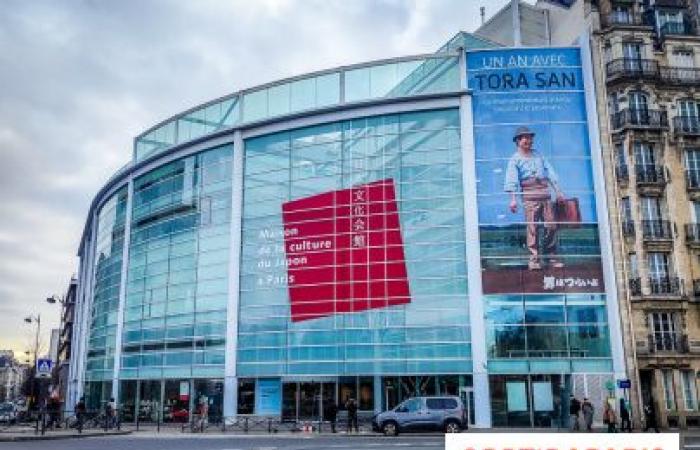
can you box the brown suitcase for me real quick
[554,198,581,228]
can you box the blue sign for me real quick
[255,378,281,415]
[618,379,631,389]
[36,358,52,379]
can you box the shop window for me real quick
[237,379,255,414]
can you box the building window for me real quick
[603,41,612,64]
[681,370,697,411]
[650,312,677,352]
[672,50,694,68]
[621,197,632,222]
[622,42,642,61]
[686,149,700,189]
[662,369,676,411]
[237,379,255,414]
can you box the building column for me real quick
[373,375,382,414]
[224,131,244,419]
[460,89,491,427]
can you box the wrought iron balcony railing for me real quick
[606,58,659,81]
[641,219,673,240]
[601,11,648,28]
[648,333,689,353]
[615,164,629,183]
[621,220,635,237]
[660,19,694,37]
[674,116,700,136]
[611,109,668,130]
[629,277,642,296]
[635,165,666,185]
[648,276,683,296]
[660,67,700,86]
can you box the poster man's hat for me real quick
[513,126,535,142]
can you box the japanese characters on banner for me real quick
[467,48,605,295]
[281,178,410,322]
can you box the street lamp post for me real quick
[23,314,40,410]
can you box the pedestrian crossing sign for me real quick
[35,358,52,379]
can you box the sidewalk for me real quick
[0,428,131,442]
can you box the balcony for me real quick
[621,220,635,238]
[615,164,629,184]
[650,276,684,296]
[674,116,700,137]
[629,277,643,296]
[647,333,689,354]
[686,223,700,248]
[610,109,669,132]
[660,67,700,86]
[601,11,649,29]
[635,164,667,195]
[641,219,673,241]
[606,58,659,84]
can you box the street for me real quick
[2,434,446,450]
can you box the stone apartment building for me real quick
[477,0,700,428]
[0,351,26,402]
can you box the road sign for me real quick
[35,358,52,379]
[618,379,631,389]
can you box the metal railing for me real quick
[606,58,659,81]
[660,67,700,86]
[601,11,648,28]
[635,164,666,185]
[621,220,635,237]
[674,116,700,136]
[611,109,668,130]
[648,333,689,353]
[641,219,673,240]
[628,277,642,296]
[660,19,694,37]
[648,276,683,296]
[615,164,629,183]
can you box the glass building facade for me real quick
[72,37,624,428]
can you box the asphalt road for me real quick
[3,434,446,450]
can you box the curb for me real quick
[0,430,131,442]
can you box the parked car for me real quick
[372,396,466,436]
[0,403,17,424]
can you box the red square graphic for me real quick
[282,179,411,322]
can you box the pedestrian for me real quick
[504,126,566,270]
[75,397,86,433]
[581,397,594,432]
[345,397,358,433]
[197,396,209,432]
[325,399,338,433]
[619,398,631,432]
[643,399,660,432]
[604,400,617,433]
[105,397,116,429]
[568,394,581,431]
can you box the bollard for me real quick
[244,416,249,433]
[221,416,225,432]
[41,412,45,436]
[268,418,272,434]
[136,412,140,431]
[157,410,161,433]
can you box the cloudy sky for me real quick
[0,0,511,360]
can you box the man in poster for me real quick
[504,126,565,270]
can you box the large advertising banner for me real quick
[282,178,411,322]
[467,48,605,295]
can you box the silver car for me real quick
[372,396,466,436]
[0,403,17,424]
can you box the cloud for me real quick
[0,0,509,355]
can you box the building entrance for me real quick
[490,374,571,428]
[281,381,336,422]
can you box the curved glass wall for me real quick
[84,186,128,409]
[239,108,470,378]
[121,145,233,381]
[135,54,461,162]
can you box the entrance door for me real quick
[282,381,337,422]
[490,374,570,428]
[459,387,475,427]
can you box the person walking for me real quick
[75,397,86,433]
[504,126,566,270]
[568,395,581,431]
[619,398,631,432]
[325,399,338,433]
[345,397,358,433]
[604,400,617,433]
[105,397,116,429]
[643,399,660,432]
[581,397,594,432]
